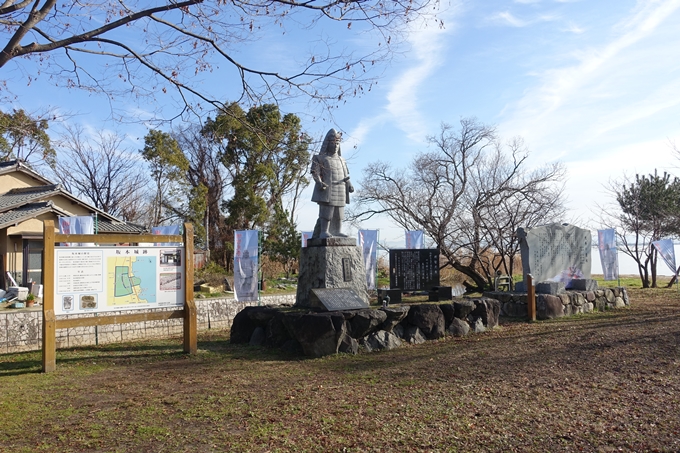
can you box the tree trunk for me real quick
[450,261,488,292]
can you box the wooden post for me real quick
[527,273,536,322]
[42,220,56,372]
[183,223,197,354]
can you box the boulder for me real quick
[248,306,280,323]
[281,339,303,355]
[502,302,527,318]
[537,294,564,320]
[604,289,615,303]
[392,323,405,339]
[349,309,387,338]
[558,293,571,306]
[285,312,347,357]
[230,306,261,344]
[573,293,586,306]
[363,330,402,352]
[339,333,359,355]
[453,300,476,320]
[439,303,455,328]
[470,298,500,328]
[406,304,446,339]
[584,302,594,313]
[470,317,486,333]
[447,318,470,337]
[265,312,292,348]
[615,297,626,309]
[379,306,410,332]
[403,326,427,344]
[585,291,596,302]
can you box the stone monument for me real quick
[295,129,369,309]
[516,223,592,290]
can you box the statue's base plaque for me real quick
[309,288,369,311]
[295,243,369,308]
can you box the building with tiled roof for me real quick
[0,160,146,288]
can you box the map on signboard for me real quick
[107,256,157,305]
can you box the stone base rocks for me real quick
[230,297,501,358]
[484,287,629,320]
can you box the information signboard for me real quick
[54,246,185,315]
[389,249,440,291]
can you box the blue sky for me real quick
[4,0,680,272]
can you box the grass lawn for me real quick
[1,286,679,452]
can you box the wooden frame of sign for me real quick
[41,220,196,373]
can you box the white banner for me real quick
[597,229,619,281]
[358,230,379,290]
[54,246,185,315]
[59,215,95,246]
[652,239,677,276]
[405,230,424,249]
[234,230,259,301]
[152,225,182,246]
[301,231,314,248]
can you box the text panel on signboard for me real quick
[54,246,185,315]
[389,249,440,291]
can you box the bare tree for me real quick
[51,124,149,222]
[353,118,566,292]
[0,1,437,119]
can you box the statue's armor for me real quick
[311,154,350,206]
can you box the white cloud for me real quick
[563,22,585,33]
[488,10,558,27]
[344,3,462,147]
[384,11,459,141]
[500,0,680,150]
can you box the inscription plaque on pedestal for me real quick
[342,258,352,282]
[389,249,440,291]
[309,288,369,311]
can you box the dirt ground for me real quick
[1,287,679,452]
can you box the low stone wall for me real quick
[0,293,296,354]
[484,287,629,320]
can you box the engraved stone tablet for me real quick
[389,249,440,291]
[342,258,352,282]
[309,288,369,312]
[517,223,591,288]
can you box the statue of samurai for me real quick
[311,128,354,238]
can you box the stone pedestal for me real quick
[295,237,369,308]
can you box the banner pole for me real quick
[258,230,262,307]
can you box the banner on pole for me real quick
[234,230,259,301]
[358,230,379,290]
[152,225,182,246]
[652,239,677,276]
[597,229,619,281]
[301,231,314,248]
[405,230,424,249]
[59,216,95,246]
